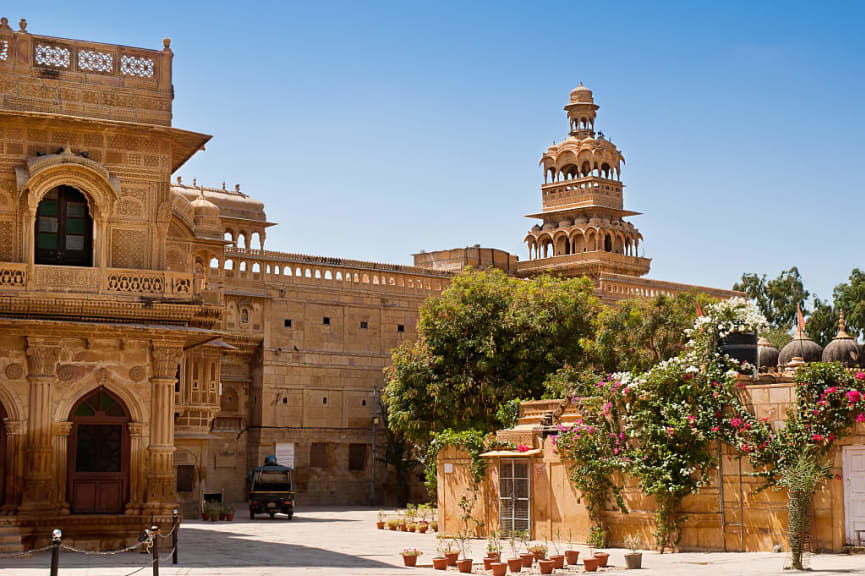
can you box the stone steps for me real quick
[0,525,24,555]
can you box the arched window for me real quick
[241,308,249,324]
[35,186,92,266]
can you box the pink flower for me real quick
[812,434,824,442]
[603,402,612,415]
[711,426,720,432]
[712,391,719,398]
[666,427,675,436]
[846,390,862,404]
[856,371,865,381]
[857,413,865,423]
[613,448,619,455]
[517,444,530,452]
[730,417,742,429]
[825,386,838,394]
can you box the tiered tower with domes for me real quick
[518,84,651,279]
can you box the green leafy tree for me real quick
[733,267,809,331]
[806,297,838,348]
[593,292,714,373]
[832,268,865,340]
[384,269,599,447]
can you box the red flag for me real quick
[697,304,703,317]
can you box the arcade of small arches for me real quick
[543,161,621,184]
[206,257,444,292]
[525,227,642,260]
[222,229,266,251]
[569,116,595,133]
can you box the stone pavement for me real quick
[0,507,862,575]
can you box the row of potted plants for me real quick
[376,505,439,533]
[400,529,644,573]
[200,502,235,521]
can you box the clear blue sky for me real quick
[11,1,865,300]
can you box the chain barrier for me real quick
[60,541,143,555]
[0,543,54,560]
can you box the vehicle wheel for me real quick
[249,509,255,520]
[269,512,275,519]
[287,513,293,520]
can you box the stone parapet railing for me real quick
[0,25,173,126]
[0,262,194,298]
[540,176,623,210]
[515,251,651,276]
[596,272,744,301]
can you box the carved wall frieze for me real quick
[57,364,84,382]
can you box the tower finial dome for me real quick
[822,310,860,367]
[569,83,594,104]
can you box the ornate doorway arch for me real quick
[68,388,130,514]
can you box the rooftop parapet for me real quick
[0,17,173,126]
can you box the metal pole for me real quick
[49,529,61,576]
[370,386,377,506]
[172,509,178,565]
[151,525,159,576]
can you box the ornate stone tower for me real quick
[518,84,651,279]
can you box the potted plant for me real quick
[624,533,643,569]
[218,503,227,521]
[224,503,235,522]
[376,510,385,529]
[201,507,210,521]
[593,549,610,567]
[430,520,439,532]
[407,522,416,533]
[538,557,555,574]
[506,531,523,573]
[398,511,407,532]
[206,503,219,522]
[564,529,579,566]
[549,529,564,569]
[518,531,533,567]
[528,542,547,562]
[583,555,600,572]
[417,522,428,534]
[433,536,452,570]
[439,536,459,566]
[386,518,399,531]
[401,548,422,567]
[456,530,473,573]
[484,530,502,568]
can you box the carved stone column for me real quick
[20,339,61,512]
[53,421,72,515]
[126,421,145,515]
[2,420,24,514]
[145,343,183,512]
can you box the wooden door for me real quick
[69,388,129,514]
[843,445,865,545]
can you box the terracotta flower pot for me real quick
[538,559,555,574]
[388,524,397,531]
[550,554,564,569]
[432,557,449,570]
[402,555,418,567]
[399,523,407,532]
[625,552,642,569]
[486,552,501,561]
[583,557,600,572]
[226,513,234,522]
[484,557,496,570]
[565,550,579,565]
[491,561,507,576]
[418,524,428,534]
[445,552,459,566]
[594,551,610,567]
[457,558,473,573]
[201,513,210,521]
[519,552,534,567]
[507,557,523,572]
[408,526,415,533]
[376,521,385,530]
[531,550,546,561]
[219,513,226,521]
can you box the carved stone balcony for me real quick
[0,263,194,297]
[515,251,651,279]
[540,177,623,211]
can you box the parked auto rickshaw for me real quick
[248,456,295,519]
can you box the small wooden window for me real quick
[397,324,405,333]
[360,320,368,330]
[284,319,292,328]
[322,317,330,326]
[177,465,195,493]
[349,444,367,471]
[310,443,328,469]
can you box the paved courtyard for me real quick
[0,507,862,575]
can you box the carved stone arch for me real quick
[54,368,146,425]
[0,381,24,421]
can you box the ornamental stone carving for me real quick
[57,364,83,382]
[129,366,146,382]
[151,345,183,380]
[25,342,61,378]
[4,363,23,380]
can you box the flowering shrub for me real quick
[552,376,629,546]
[401,548,423,557]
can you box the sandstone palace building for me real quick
[0,21,737,548]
